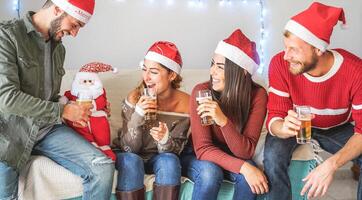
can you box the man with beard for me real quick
[0,0,114,200]
[264,2,362,200]
[63,62,117,161]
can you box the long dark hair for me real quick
[210,58,258,133]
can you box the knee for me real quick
[156,153,181,171]
[99,162,115,181]
[196,161,223,184]
[264,143,291,169]
[116,153,143,171]
[89,157,115,184]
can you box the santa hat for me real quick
[79,62,117,73]
[214,29,259,75]
[285,2,346,52]
[143,41,183,74]
[51,0,95,24]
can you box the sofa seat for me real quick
[18,69,317,200]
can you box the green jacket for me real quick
[0,12,66,171]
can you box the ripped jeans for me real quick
[0,124,115,200]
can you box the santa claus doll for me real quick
[63,62,117,161]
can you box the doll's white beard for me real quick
[71,80,103,99]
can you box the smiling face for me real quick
[48,12,84,41]
[210,53,226,92]
[141,59,176,95]
[71,72,103,99]
[283,32,319,75]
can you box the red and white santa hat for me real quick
[51,0,95,24]
[143,41,183,74]
[79,62,117,73]
[285,2,346,52]
[214,29,259,75]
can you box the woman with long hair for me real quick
[181,29,269,200]
[113,41,190,200]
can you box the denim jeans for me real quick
[0,124,115,200]
[263,123,362,200]
[180,145,255,200]
[116,152,181,191]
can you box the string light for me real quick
[167,0,174,6]
[13,0,20,18]
[114,0,268,73]
[258,0,266,72]
[188,0,204,8]
[9,0,267,73]
[219,0,225,6]
[217,0,267,73]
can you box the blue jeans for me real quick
[116,152,181,191]
[264,123,362,200]
[0,124,115,200]
[181,145,255,200]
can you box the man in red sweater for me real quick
[264,2,362,200]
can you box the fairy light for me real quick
[8,0,268,73]
[258,0,266,72]
[13,0,20,18]
[113,0,268,73]
[218,0,268,73]
[167,0,174,6]
[219,0,225,6]
[188,0,204,8]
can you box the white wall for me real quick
[0,0,361,74]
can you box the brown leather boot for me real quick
[152,183,180,200]
[351,163,360,181]
[116,187,145,200]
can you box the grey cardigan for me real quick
[114,99,190,161]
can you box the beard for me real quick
[288,54,318,75]
[71,81,104,99]
[48,13,67,42]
